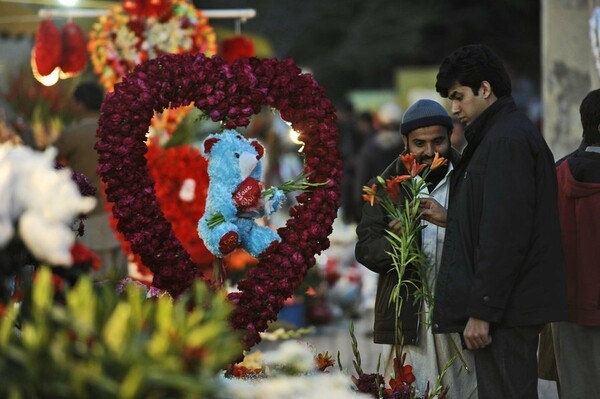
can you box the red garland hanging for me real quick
[96,53,342,349]
[219,35,256,64]
[33,19,62,76]
[33,20,88,78]
[60,22,88,74]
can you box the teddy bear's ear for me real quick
[203,137,220,154]
[250,140,264,159]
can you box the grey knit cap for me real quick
[400,99,453,135]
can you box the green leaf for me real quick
[103,303,132,355]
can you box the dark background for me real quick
[196,0,541,103]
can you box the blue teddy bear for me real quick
[198,130,286,258]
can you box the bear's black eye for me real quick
[234,152,240,158]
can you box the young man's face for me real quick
[448,82,490,126]
[402,125,450,164]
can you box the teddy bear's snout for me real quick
[239,152,259,179]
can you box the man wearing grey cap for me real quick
[355,99,476,397]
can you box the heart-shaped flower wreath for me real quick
[96,53,342,348]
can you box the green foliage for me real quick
[0,268,242,399]
[163,108,208,149]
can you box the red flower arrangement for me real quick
[33,20,62,76]
[96,53,342,349]
[219,35,256,64]
[145,143,214,266]
[89,0,216,92]
[106,143,215,282]
[32,20,88,78]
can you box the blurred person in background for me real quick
[551,88,600,399]
[54,81,128,281]
[353,102,404,224]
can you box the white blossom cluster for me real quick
[216,340,370,399]
[217,371,371,399]
[0,144,96,266]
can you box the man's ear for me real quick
[480,81,493,99]
[401,134,408,150]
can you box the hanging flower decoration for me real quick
[32,19,62,76]
[96,53,342,349]
[88,0,216,92]
[59,22,88,75]
[219,35,256,64]
[32,20,88,81]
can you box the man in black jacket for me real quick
[355,99,476,397]
[421,45,568,398]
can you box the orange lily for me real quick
[400,153,416,171]
[385,175,411,202]
[409,160,427,177]
[430,151,448,170]
[385,178,400,202]
[392,175,411,184]
[362,184,379,206]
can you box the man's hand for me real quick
[463,317,492,350]
[419,198,448,227]
[388,219,402,235]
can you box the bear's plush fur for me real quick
[198,130,285,258]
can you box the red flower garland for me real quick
[145,144,214,266]
[96,53,342,349]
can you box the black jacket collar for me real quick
[461,95,517,164]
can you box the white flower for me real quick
[216,372,370,399]
[0,144,96,265]
[179,178,196,202]
[0,156,15,245]
[261,340,315,375]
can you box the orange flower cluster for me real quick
[362,152,448,208]
[315,351,335,372]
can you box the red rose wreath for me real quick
[96,53,342,349]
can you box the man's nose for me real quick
[424,143,435,156]
[451,101,460,114]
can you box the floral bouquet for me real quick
[362,152,447,332]
[348,323,447,399]
[206,171,328,228]
[360,152,453,397]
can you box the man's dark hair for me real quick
[580,88,600,146]
[73,82,104,111]
[435,44,512,98]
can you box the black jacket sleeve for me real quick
[355,158,419,275]
[355,187,396,275]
